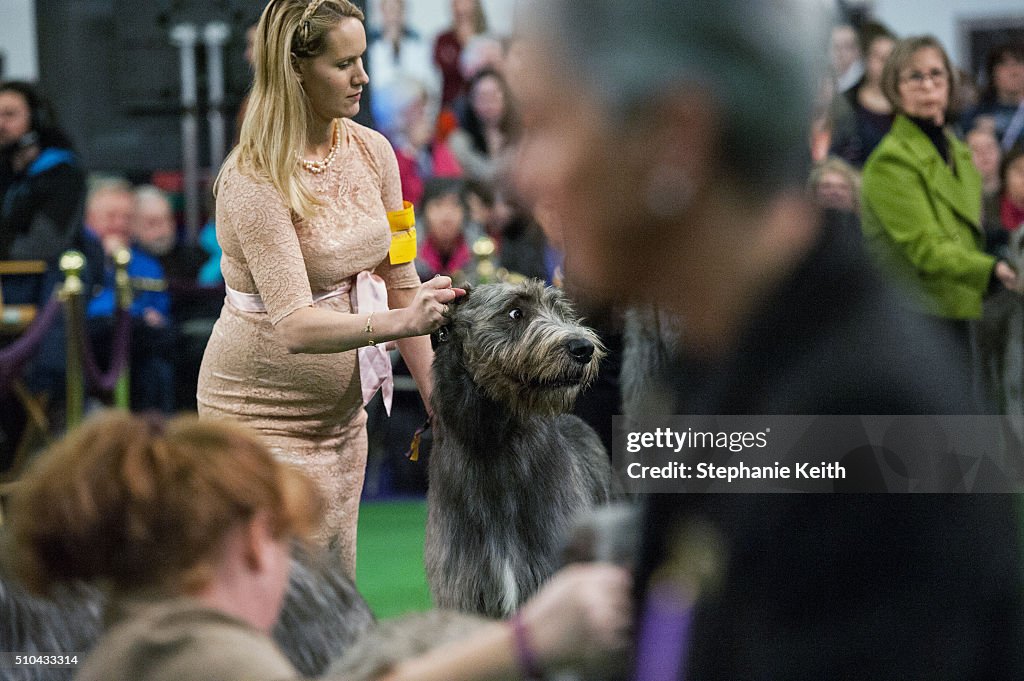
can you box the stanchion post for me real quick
[471,236,497,285]
[112,247,133,410]
[204,22,231,178]
[59,250,85,429]
[171,23,202,243]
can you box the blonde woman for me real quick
[198,0,463,577]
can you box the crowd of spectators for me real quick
[3,1,1024,448]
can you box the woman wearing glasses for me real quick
[862,35,1019,357]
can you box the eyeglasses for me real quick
[900,69,948,87]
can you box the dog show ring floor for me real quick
[356,498,433,618]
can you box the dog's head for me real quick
[433,279,606,418]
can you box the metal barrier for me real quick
[60,247,134,429]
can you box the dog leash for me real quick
[634,521,723,681]
[405,416,432,461]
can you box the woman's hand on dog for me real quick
[518,563,633,669]
[402,275,466,336]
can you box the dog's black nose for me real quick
[566,338,595,364]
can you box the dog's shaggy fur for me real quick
[425,280,612,618]
[271,544,375,677]
[327,610,489,681]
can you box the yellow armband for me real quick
[388,201,417,264]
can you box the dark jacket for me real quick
[0,146,86,261]
[638,217,1024,680]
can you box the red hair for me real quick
[9,410,323,595]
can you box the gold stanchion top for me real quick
[113,247,132,268]
[59,250,85,276]
[59,250,85,298]
[472,236,496,258]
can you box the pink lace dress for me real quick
[197,118,419,576]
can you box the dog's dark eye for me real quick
[508,308,523,321]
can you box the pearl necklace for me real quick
[299,121,339,175]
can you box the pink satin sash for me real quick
[224,271,394,415]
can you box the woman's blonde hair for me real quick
[807,155,861,195]
[217,0,365,221]
[8,410,323,595]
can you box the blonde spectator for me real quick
[808,156,860,214]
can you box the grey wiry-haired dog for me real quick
[425,280,612,618]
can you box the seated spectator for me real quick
[0,81,97,450]
[367,0,437,94]
[84,178,175,413]
[447,33,504,116]
[447,69,518,184]
[132,185,205,285]
[807,156,860,215]
[8,410,631,681]
[415,178,472,281]
[968,124,1004,200]
[829,23,896,167]
[999,146,1024,233]
[372,75,461,207]
[132,184,215,411]
[967,125,1006,253]
[963,42,1024,150]
[0,81,87,304]
[433,0,489,110]
[830,23,864,93]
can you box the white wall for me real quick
[0,0,39,80]
[873,0,1023,68]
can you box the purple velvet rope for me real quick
[79,305,132,395]
[0,295,63,393]
[633,583,695,681]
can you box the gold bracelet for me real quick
[365,312,376,346]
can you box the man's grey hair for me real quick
[519,0,834,194]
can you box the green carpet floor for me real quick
[355,498,433,619]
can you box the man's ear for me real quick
[635,93,718,223]
[242,511,276,572]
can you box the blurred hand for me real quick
[402,275,465,336]
[995,260,1020,292]
[143,307,167,328]
[517,563,633,670]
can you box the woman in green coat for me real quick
[861,36,1018,331]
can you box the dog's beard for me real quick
[473,359,597,419]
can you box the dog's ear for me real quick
[432,283,472,347]
[453,282,472,304]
